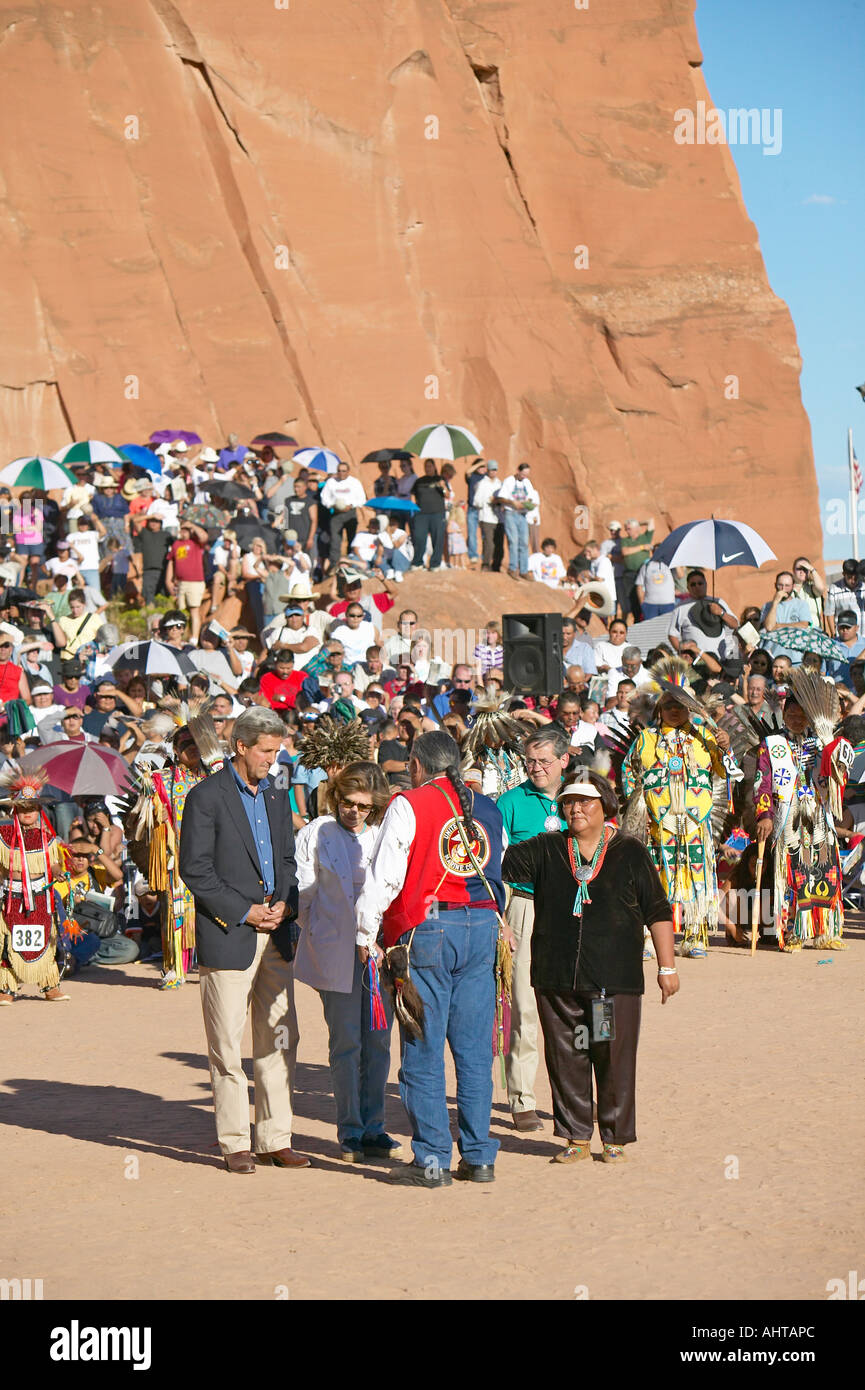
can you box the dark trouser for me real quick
[535,989,641,1145]
[329,511,357,565]
[411,512,446,569]
[142,568,163,604]
[480,521,504,571]
[616,570,640,621]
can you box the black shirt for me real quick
[133,529,171,571]
[285,495,316,545]
[502,832,671,994]
[411,475,447,515]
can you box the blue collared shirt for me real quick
[230,762,275,900]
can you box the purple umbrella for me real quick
[149,429,203,447]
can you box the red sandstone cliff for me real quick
[0,0,819,607]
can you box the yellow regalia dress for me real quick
[622,721,727,952]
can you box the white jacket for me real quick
[294,815,382,993]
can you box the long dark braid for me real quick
[413,730,478,839]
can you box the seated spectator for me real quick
[561,616,597,676]
[528,537,567,588]
[759,569,815,665]
[329,602,378,667]
[259,648,307,711]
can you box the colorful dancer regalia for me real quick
[460,691,527,801]
[753,670,852,951]
[125,711,223,989]
[621,657,741,957]
[0,765,65,1000]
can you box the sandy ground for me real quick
[2,924,863,1302]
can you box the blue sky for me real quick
[695,0,865,563]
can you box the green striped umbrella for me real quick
[0,455,78,489]
[53,439,127,467]
[403,422,483,460]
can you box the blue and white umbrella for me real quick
[293,447,340,473]
[364,495,419,514]
[653,519,776,572]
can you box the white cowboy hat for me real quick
[198,446,220,463]
[0,621,24,644]
[92,472,117,488]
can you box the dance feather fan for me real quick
[788,668,840,748]
[461,690,525,758]
[297,716,370,771]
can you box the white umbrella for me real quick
[653,519,776,571]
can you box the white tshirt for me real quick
[528,551,566,588]
[69,529,101,571]
[473,476,501,525]
[320,476,366,512]
[46,556,80,580]
[329,619,378,666]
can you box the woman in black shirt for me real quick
[502,771,677,1164]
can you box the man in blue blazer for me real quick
[179,706,310,1173]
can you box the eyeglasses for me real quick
[339,798,373,813]
[793,566,808,573]
[400,619,417,626]
[525,758,557,770]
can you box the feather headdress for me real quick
[186,710,225,772]
[462,689,525,758]
[631,652,718,729]
[297,715,370,772]
[0,760,48,806]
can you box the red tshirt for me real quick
[168,538,205,582]
[329,592,394,620]
[260,669,306,710]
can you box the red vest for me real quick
[381,777,502,947]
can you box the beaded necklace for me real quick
[566,824,615,917]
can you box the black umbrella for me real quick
[250,432,299,447]
[362,448,414,463]
[231,519,281,552]
[201,480,257,501]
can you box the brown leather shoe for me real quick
[512,1110,544,1133]
[256,1147,311,1169]
[224,1150,256,1174]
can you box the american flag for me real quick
[853,451,862,495]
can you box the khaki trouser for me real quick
[199,933,299,1156]
[505,894,539,1114]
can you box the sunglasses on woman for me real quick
[338,798,373,814]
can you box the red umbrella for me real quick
[21,742,132,798]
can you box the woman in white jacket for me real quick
[294,761,400,1162]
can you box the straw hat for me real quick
[121,479,139,500]
[288,577,314,599]
[92,472,117,488]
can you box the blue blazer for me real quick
[178,761,298,970]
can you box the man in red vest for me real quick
[356,730,506,1188]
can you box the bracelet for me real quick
[657,966,678,975]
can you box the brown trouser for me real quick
[535,989,641,1145]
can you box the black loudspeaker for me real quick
[502,612,563,695]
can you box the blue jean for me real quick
[640,602,675,621]
[320,954,394,1142]
[503,510,529,576]
[466,505,479,560]
[398,907,499,1170]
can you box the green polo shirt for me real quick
[498,779,566,892]
[623,528,654,572]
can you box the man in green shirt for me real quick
[619,516,654,621]
[498,725,570,1132]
